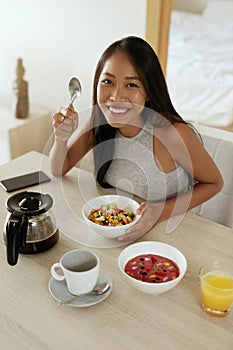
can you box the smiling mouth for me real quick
[107,105,131,116]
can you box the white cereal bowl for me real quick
[118,241,187,295]
[82,195,141,239]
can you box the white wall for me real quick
[0,0,146,113]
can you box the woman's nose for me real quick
[110,85,127,102]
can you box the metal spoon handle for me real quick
[68,93,78,110]
[59,284,110,306]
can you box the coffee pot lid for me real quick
[6,191,53,216]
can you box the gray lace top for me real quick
[105,119,191,202]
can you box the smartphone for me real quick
[0,171,51,192]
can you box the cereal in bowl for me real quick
[88,202,136,227]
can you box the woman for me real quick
[50,36,223,241]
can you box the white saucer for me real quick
[49,269,112,307]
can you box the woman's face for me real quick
[97,51,148,136]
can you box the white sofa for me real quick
[192,124,233,228]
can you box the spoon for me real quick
[59,282,110,306]
[68,77,82,110]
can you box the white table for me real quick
[0,151,233,350]
[0,97,53,164]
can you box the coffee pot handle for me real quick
[6,212,28,266]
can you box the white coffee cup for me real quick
[50,249,100,295]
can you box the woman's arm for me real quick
[118,123,223,241]
[49,108,92,176]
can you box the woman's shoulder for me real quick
[154,122,202,152]
[173,122,202,144]
[159,122,200,140]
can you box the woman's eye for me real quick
[127,83,138,88]
[102,79,113,85]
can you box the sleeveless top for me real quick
[104,119,192,202]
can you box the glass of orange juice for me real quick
[199,261,233,317]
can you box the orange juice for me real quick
[201,272,233,315]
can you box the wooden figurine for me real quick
[13,58,29,118]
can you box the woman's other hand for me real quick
[117,202,163,241]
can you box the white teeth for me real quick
[109,106,128,114]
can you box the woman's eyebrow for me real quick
[102,72,141,80]
[125,76,141,81]
[102,72,115,78]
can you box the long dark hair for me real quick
[90,36,187,187]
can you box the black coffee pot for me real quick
[4,191,59,266]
